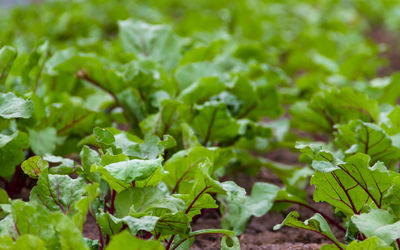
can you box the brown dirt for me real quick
[369,28,400,75]
[83,213,99,240]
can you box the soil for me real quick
[369,27,400,75]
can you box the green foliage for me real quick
[3,0,400,249]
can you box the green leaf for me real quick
[179,41,222,66]
[274,211,343,248]
[44,155,78,175]
[80,145,101,180]
[174,62,218,90]
[12,235,46,250]
[155,212,190,235]
[0,93,33,119]
[192,101,240,145]
[106,230,164,250]
[159,135,177,150]
[291,88,379,133]
[0,131,29,178]
[140,99,189,138]
[94,127,115,146]
[115,186,185,217]
[310,153,394,215]
[28,127,60,156]
[49,212,89,250]
[352,209,400,245]
[335,120,400,165]
[219,181,280,235]
[0,46,17,87]
[346,236,392,250]
[106,214,159,235]
[181,193,218,220]
[114,135,166,160]
[163,146,217,193]
[171,229,239,250]
[177,77,225,106]
[92,158,162,192]
[119,19,181,71]
[30,169,87,214]
[11,200,59,249]
[21,156,48,179]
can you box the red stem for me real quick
[185,186,209,214]
[96,222,104,250]
[109,190,117,215]
[167,186,209,250]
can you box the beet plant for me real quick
[2,0,400,249]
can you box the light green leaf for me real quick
[346,236,392,250]
[107,214,159,235]
[0,131,29,178]
[220,181,280,235]
[28,127,60,156]
[115,186,185,217]
[352,209,400,245]
[0,46,17,87]
[12,235,46,250]
[106,230,164,250]
[178,77,225,105]
[93,158,162,192]
[119,19,181,71]
[50,213,89,250]
[94,127,115,146]
[0,93,33,119]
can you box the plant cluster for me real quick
[1,0,400,249]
